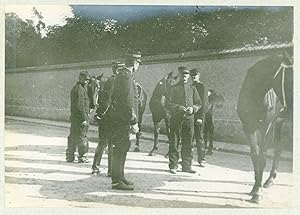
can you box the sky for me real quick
[71,5,283,23]
[5,5,285,27]
[5,5,74,27]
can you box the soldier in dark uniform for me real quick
[66,71,90,163]
[91,62,124,176]
[190,68,209,167]
[110,51,141,190]
[166,66,201,174]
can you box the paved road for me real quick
[4,119,293,208]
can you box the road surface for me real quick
[4,119,293,208]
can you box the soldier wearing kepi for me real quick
[110,51,141,190]
[166,66,201,174]
[190,68,209,167]
[91,62,124,176]
[66,71,90,163]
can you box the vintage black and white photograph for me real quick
[3,2,294,209]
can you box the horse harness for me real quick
[264,62,292,138]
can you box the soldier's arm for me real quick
[121,71,137,125]
[77,86,88,122]
[192,87,202,114]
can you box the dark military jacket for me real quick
[110,66,139,126]
[193,81,208,120]
[166,80,202,120]
[70,82,90,122]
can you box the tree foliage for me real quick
[5,7,293,68]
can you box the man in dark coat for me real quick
[166,66,201,174]
[109,51,141,190]
[66,71,90,163]
[190,68,209,167]
[91,62,124,176]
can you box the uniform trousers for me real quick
[194,119,206,163]
[169,117,194,170]
[66,117,89,162]
[204,112,214,152]
[111,125,131,184]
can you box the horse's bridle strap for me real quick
[273,63,292,79]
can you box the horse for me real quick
[237,50,293,203]
[203,89,225,155]
[86,74,114,175]
[148,72,178,156]
[133,82,148,152]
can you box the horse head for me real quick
[208,89,225,109]
[87,73,104,110]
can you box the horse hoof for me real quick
[148,152,155,156]
[263,178,275,188]
[91,169,100,175]
[133,147,140,152]
[154,146,158,150]
[249,185,260,196]
[248,194,263,204]
[206,150,213,155]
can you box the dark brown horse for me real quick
[237,50,293,203]
[148,72,178,156]
[87,74,104,111]
[204,89,225,155]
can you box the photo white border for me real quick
[1,0,299,214]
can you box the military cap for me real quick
[178,66,190,74]
[112,61,125,74]
[126,50,142,63]
[112,61,125,69]
[190,68,200,76]
[79,71,90,80]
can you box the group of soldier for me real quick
[66,50,211,190]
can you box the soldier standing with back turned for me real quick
[91,62,124,176]
[110,51,141,190]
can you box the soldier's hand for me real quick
[196,118,203,125]
[186,107,194,115]
[130,123,139,134]
[177,105,186,112]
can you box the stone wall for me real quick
[6,49,290,145]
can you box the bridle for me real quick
[273,63,293,109]
[264,62,293,137]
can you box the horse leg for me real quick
[133,114,142,152]
[264,118,284,188]
[164,117,171,158]
[148,122,159,156]
[134,115,143,152]
[92,143,105,175]
[247,130,263,201]
[207,121,214,155]
[249,128,266,204]
[107,141,113,177]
